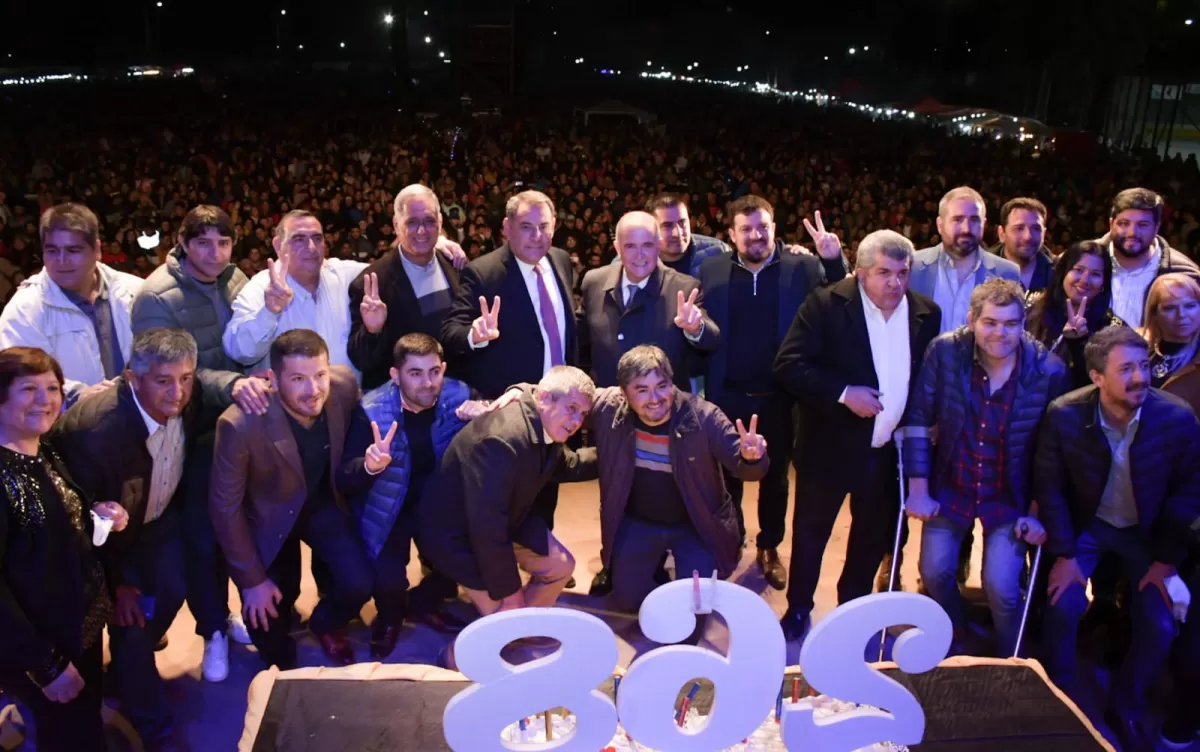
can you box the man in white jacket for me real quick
[0,203,143,402]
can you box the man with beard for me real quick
[901,279,1069,656]
[210,330,373,669]
[695,196,846,592]
[911,186,1022,334]
[644,193,731,277]
[336,333,493,658]
[1038,325,1200,751]
[774,231,941,642]
[1094,188,1199,328]
[991,198,1055,293]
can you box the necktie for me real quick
[626,284,638,307]
[533,263,565,367]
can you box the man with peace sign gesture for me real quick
[263,251,294,314]
[802,210,850,262]
[335,333,496,657]
[470,295,501,346]
[735,414,768,461]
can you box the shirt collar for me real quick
[1099,404,1142,433]
[1108,240,1162,276]
[399,248,439,273]
[514,254,549,276]
[938,246,981,276]
[858,283,908,320]
[130,384,165,436]
[732,248,778,273]
[60,269,108,307]
[399,390,437,414]
[620,269,653,292]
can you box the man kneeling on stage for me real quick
[589,345,768,612]
[419,365,598,635]
[211,330,373,669]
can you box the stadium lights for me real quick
[1187,18,1194,25]
[864,45,870,51]
[384,13,393,25]
[424,9,429,15]
[849,47,856,55]
[424,36,431,43]
[824,55,829,61]
[438,50,445,58]
[280,8,286,15]
[340,42,346,48]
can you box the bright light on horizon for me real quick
[384,13,393,25]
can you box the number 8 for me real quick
[617,578,786,750]
[782,592,952,751]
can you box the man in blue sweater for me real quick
[336,333,492,658]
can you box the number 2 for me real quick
[781,592,952,751]
[443,608,618,751]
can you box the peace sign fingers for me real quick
[363,272,380,304]
[1078,295,1088,319]
[365,421,397,473]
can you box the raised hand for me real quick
[673,288,704,336]
[1063,296,1089,339]
[365,420,397,474]
[470,296,502,345]
[736,414,768,461]
[264,252,294,314]
[360,272,389,334]
[802,210,844,260]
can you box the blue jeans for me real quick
[919,515,1026,656]
[610,517,717,613]
[1041,519,1176,715]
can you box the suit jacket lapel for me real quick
[266,400,305,487]
[777,256,799,344]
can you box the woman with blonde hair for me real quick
[1141,271,1200,750]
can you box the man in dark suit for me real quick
[347,184,462,389]
[774,230,941,641]
[697,197,847,590]
[1037,326,1200,750]
[53,328,230,749]
[441,189,578,540]
[210,330,373,670]
[419,366,598,668]
[579,210,720,390]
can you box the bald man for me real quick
[578,211,720,391]
[348,184,464,389]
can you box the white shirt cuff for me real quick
[683,321,705,342]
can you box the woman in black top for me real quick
[0,347,127,751]
[1025,240,1124,388]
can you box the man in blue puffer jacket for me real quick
[335,332,493,658]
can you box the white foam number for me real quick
[443,608,618,751]
[782,592,952,752]
[617,578,786,750]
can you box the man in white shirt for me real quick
[0,203,143,402]
[224,210,366,378]
[774,230,942,641]
[1096,187,1200,328]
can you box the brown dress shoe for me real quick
[318,630,356,666]
[757,547,787,591]
[370,622,404,659]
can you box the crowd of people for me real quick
[1,85,1199,752]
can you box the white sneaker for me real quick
[202,631,229,683]
[227,613,252,645]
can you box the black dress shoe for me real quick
[757,548,787,591]
[318,630,356,667]
[413,607,470,634]
[780,610,811,642]
[370,622,404,659]
[589,568,613,596]
[565,576,577,589]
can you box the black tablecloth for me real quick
[252,665,1105,752]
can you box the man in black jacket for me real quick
[1037,325,1200,750]
[697,198,846,591]
[53,328,229,751]
[347,184,463,390]
[774,230,940,641]
[901,278,1069,656]
[990,197,1055,293]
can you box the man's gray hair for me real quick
[128,328,198,377]
[938,185,986,219]
[274,209,320,240]
[506,190,558,222]
[393,184,441,221]
[855,230,914,270]
[617,345,674,389]
[536,365,596,400]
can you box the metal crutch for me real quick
[878,427,912,662]
[1012,521,1044,659]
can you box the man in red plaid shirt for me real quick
[901,279,1070,656]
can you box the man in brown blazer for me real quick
[210,329,372,669]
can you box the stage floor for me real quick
[129,471,951,750]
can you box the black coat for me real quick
[51,377,220,589]
[774,277,941,472]
[347,250,462,390]
[902,329,1070,513]
[577,263,719,389]
[697,245,846,407]
[1035,386,1200,564]
[988,243,1055,293]
[0,444,97,677]
[417,392,597,600]
[441,245,577,399]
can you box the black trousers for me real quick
[180,434,232,638]
[718,391,795,550]
[373,505,458,626]
[244,500,373,669]
[0,642,105,752]
[787,444,900,615]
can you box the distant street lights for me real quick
[384,13,393,25]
